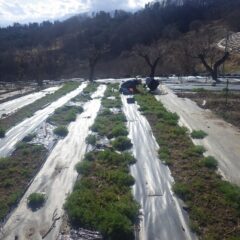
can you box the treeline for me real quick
[0,0,240,82]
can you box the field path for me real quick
[156,85,240,185]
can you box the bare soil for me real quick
[177,91,240,129]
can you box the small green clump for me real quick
[201,156,218,170]
[54,126,69,137]
[112,136,132,151]
[27,192,46,210]
[86,135,97,145]
[191,130,208,139]
[173,183,191,201]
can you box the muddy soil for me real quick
[177,91,240,129]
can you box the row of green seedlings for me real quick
[64,84,140,240]
[135,90,240,239]
[49,82,99,137]
[0,143,47,221]
[0,83,99,220]
[0,82,80,138]
[26,83,100,209]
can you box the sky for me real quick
[0,0,151,26]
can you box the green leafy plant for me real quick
[27,193,46,210]
[112,136,132,151]
[75,161,93,175]
[173,183,191,201]
[191,130,208,139]
[54,126,68,137]
[201,156,218,169]
[86,135,97,145]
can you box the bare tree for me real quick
[88,44,109,82]
[134,42,164,78]
[184,28,230,83]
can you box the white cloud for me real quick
[0,0,151,26]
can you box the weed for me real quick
[27,193,46,210]
[108,125,128,139]
[173,183,191,201]
[112,136,132,151]
[86,135,97,145]
[75,161,93,175]
[191,130,208,139]
[184,145,206,158]
[201,156,218,170]
[54,126,68,137]
[217,181,240,211]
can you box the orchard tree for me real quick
[184,28,229,83]
[88,44,109,82]
[133,41,166,78]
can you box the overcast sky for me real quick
[0,0,151,26]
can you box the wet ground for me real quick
[1,85,106,240]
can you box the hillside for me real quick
[1,0,240,82]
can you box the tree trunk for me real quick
[198,52,229,83]
[150,57,160,78]
[211,69,219,82]
[88,57,98,82]
[89,64,95,82]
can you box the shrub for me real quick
[112,137,132,151]
[75,161,93,175]
[163,112,179,126]
[54,126,68,137]
[107,170,135,187]
[0,127,5,138]
[27,193,46,210]
[201,156,218,169]
[191,130,208,139]
[86,135,97,145]
[173,183,191,200]
[108,125,128,139]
